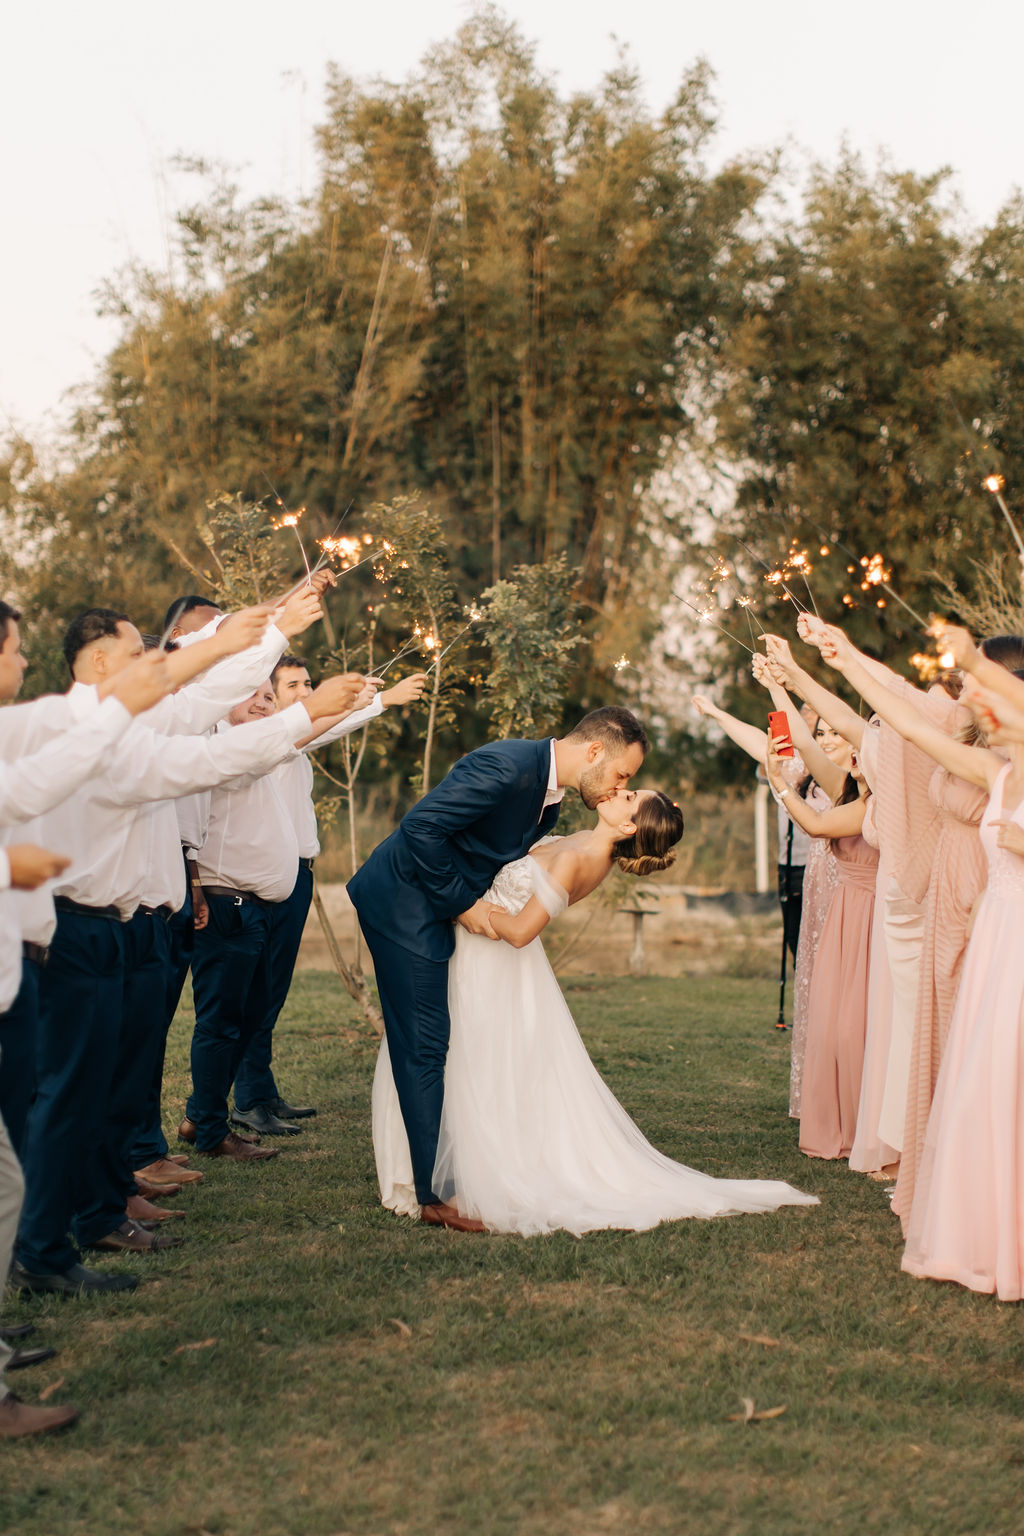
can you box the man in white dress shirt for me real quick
[8,607,366,1292]
[180,681,323,1157]
[231,655,426,1134]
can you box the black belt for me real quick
[299,857,316,872]
[138,904,173,922]
[202,885,269,907]
[54,896,122,922]
[22,942,48,968]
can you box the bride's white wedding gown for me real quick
[372,850,819,1235]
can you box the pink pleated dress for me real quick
[788,783,838,1119]
[902,763,1024,1299]
[891,768,987,1232]
[798,826,879,1160]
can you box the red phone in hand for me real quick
[768,710,794,758]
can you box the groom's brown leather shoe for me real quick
[420,1200,486,1233]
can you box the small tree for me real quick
[477,554,582,738]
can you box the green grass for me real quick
[2,974,1023,1536]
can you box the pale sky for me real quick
[4,0,1023,441]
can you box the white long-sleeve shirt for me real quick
[1,686,315,922]
[145,622,289,738]
[271,692,385,859]
[0,695,132,825]
[196,728,301,902]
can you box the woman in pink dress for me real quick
[890,766,987,1231]
[813,620,1024,1296]
[762,638,883,1157]
[691,682,843,1116]
[764,726,877,1160]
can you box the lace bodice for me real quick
[485,842,570,920]
[982,765,1024,902]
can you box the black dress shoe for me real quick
[0,1322,35,1343]
[6,1346,58,1371]
[268,1095,317,1119]
[11,1262,139,1295]
[231,1104,302,1136]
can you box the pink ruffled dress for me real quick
[903,764,1024,1299]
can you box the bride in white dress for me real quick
[372,789,819,1234]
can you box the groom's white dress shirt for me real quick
[541,739,564,819]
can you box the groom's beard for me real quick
[578,764,609,810]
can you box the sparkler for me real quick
[948,399,1024,561]
[158,598,189,651]
[729,534,809,614]
[674,591,755,654]
[984,473,1024,562]
[427,606,485,672]
[857,553,932,629]
[263,474,314,584]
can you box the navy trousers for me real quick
[0,959,41,1160]
[359,919,450,1207]
[186,895,273,1151]
[17,909,126,1276]
[74,910,173,1248]
[130,889,194,1168]
[233,862,313,1111]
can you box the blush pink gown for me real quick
[902,763,1024,1299]
[891,768,987,1233]
[798,827,879,1160]
[788,783,838,1119]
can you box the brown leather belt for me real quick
[22,942,48,968]
[54,897,121,922]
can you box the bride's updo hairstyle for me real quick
[613,791,684,876]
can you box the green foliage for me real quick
[192,492,292,608]
[478,553,582,738]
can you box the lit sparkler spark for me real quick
[675,592,755,654]
[263,474,314,583]
[984,472,1024,560]
[858,553,931,629]
[614,655,631,672]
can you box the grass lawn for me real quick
[2,972,1022,1535]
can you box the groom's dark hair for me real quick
[565,706,650,757]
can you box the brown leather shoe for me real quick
[167,1154,191,1166]
[0,1392,78,1439]
[134,1176,182,1200]
[199,1132,279,1162]
[126,1193,185,1224]
[134,1158,204,1186]
[420,1200,486,1233]
[176,1117,197,1144]
[88,1219,185,1253]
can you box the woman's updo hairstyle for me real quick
[612,791,684,877]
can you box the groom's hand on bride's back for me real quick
[456,899,503,939]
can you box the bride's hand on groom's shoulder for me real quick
[456,899,503,939]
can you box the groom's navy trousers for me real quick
[349,737,559,1206]
[359,921,450,1205]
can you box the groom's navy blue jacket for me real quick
[348,738,560,961]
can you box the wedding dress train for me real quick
[372,852,819,1235]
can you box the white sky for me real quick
[3,0,1023,440]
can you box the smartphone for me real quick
[768,710,794,758]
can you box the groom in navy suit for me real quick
[349,707,649,1230]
